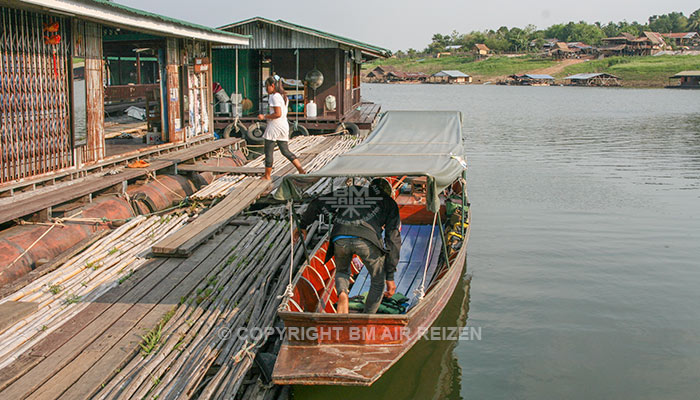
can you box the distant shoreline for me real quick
[364,54,700,89]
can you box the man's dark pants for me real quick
[333,237,386,313]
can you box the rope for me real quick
[7,210,83,268]
[277,201,296,312]
[147,171,185,200]
[233,339,256,363]
[414,211,438,302]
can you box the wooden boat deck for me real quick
[348,224,442,308]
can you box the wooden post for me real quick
[84,22,105,163]
[335,49,341,120]
[206,43,214,135]
[166,38,183,143]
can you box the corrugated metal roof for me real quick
[661,32,699,39]
[15,0,249,45]
[218,17,390,58]
[670,70,700,78]
[433,70,470,78]
[564,73,620,80]
[524,74,555,80]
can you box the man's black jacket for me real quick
[299,185,401,280]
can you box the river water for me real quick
[295,84,700,400]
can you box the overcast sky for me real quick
[119,0,699,51]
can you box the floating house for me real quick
[508,74,555,86]
[0,0,248,185]
[216,17,390,138]
[428,70,472,84]
[667,71,700,88]
[385,71,429,83]
[563,73,621,87]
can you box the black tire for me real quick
[335,122,360,136]
[245,122,266,145]
[223,121,247,138]
[289,122,309,137]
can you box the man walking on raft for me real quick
[297,178,401,314]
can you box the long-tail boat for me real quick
[272,111,470,386]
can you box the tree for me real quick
[688,9,700,32]
[649,12,688,33]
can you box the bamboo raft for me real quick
[0,214,187,370]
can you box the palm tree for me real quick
[688,9,700,33]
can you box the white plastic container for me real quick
[306,100,317,118]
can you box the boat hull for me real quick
[272,221,469,386]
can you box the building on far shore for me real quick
[660,32,700,48]
[563,73,621,87]
[428,70,472,84]
[599,32,668,56]
[366,65,396,82]
[667,71,700,88]
[550,42,576,59]
[474,43,490,56]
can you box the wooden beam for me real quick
[175,164,264,175]
[84,22,105,163]
[152,179,271,256]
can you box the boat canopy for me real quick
[275,111,466,212]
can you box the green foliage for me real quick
[648,12,689,33]
[688,9,700,33]
[412,8,699,56]
[48,283,63,295]
[366,54,555,77]
[118,270,134,285]
[139,309,175,357]
[65,293,82,305]
[560,55,700,85]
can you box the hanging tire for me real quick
[245,122,266,145]
[289,122,309,137]
[335,122,360,136]
[223,121,248,138]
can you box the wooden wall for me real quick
[166,38,183,143]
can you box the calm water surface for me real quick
[296,84,700,400]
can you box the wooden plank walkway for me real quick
[0,135,217,198]
[0,138,243,225]
[153,137,338,257]
[344,102,381,128]
[0,223,253,399]
[175,164,265,175]
[152,179,271,256]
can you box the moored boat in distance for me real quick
[272,111,470,386]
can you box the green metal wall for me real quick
[212,49,259,114]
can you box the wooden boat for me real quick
[273,111,469,386]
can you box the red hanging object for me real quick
[52,49,58,77]
[43,21,60,33]
[44,33,61,78]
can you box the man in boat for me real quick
[297,178,401,314]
